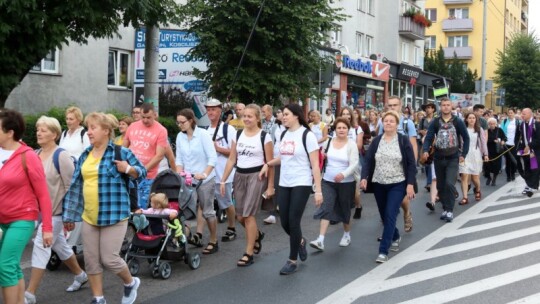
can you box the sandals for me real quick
[426,201,435,211]
[459,198,469,205]
[221,228,237,242]
[475,189,482,201]
[202,242,219,255]
[404,212,413,233]
[254,231,265,254]
[188,232,203,248]
[237,253,254,267]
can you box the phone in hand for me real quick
[262,192,268,199]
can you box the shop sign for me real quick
[336,54,389,82]
[397,63,422,82]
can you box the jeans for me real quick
[138,178,154,209]
[277,186,312,260]
[425,164,433,185]
[373,181,406,256]
[434,157,459,212]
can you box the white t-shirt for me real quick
[236,130,271,169]
[310,122,326,147]
[273,124,286,158]
[348,127,363,142]
[506,119,517,146]
[59,127,91,160]
[323,142,354,183]
[206,123,237,183]
[0,148,14,170]
[279,127,319,187]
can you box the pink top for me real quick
[124,121,169,179]
[142,207,178,217]
[0,144,53,232]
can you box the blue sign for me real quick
[135,29,199,49]
[135,69,167,80]
[343,56,372,74]
[183,80,208,92]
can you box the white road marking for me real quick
[506,292,540,304]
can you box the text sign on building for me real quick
[336,54,389,82]
[397,63,422,82]
[134,29,207,91]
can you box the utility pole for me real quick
[144,25,160,114]
[480,0,487,105]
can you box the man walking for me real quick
[204,99,238,242]
[516,108,540,197]
[123,103,169,209]
[423,98,470,222]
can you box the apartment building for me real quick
[424,0,528,107]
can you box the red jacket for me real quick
[0,144,52,232]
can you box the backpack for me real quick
[434,116,460,156]
[236,129,268,163]
[280,128,323,171]
[114,145,139,211]
[35,147,76,175]
[203,122,229,144]
[61,129,87,144]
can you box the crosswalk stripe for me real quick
[472,201,540,219]
[506,292,540,304]
[451,212,540,236]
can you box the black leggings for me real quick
[277,186,312,261]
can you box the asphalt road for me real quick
[4,173,540,304]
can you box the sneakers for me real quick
[445,212,454,222]
[279,260,298,275]
[440,210,448,220]
[298,237,308,261]
[90,298,107,304]
[309,240,325,251]
[522,187,530,195]
[353,207,363,219]
[24,291,36,304]
[375,254,388,264]
[390,237,401,252]
[339,235,351,247]
[121,277,140,304]
[66,271,88,292]
[426,201,435,211]
[263,215,276,225]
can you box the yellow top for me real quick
[81,153,101,225]
[228,118,244,131]
[114,135,124,146]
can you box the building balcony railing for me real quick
[442,18,473,32]
[443,0,473,4]
[398,16,425,41]
[521,12,528,23]
[444,46,472,59]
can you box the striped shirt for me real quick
[62,142,147,226]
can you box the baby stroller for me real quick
[124,170,200,279]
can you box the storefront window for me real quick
[347,76,384,111]
[415,85,424,111]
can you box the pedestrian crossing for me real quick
[318,178,540,304]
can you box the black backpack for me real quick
[203,122,229,144]
[61,129,87,144]
[114,145,139,211]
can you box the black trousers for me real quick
[277,186,312,260]
[521,155,540,190]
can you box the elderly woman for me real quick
[63,112,147,304]
[360,110,416,264]
[310,117,359,251]
[175,109,219,254]
[114,116,134,146]
[0,109,53,304]
[59,106,90,160]
[25,116,88,304]
[485,117,507,186]
[309,110,329,147]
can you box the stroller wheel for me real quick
[186,252,201,270]
[159,262,172,279]
[150,261,160,278]
[127,258,140,276]
[46,251,62,271]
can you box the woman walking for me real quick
[261,104,322,275]
[310,118,359,251]
[459,113,489,205]
[25,116,88,304]
[221,104,274,266]
[63,112,147,304]
[0,109,53,304]
[360,111,416,263]
[485,118,507,186]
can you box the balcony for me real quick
[443,0,472,4]
[398,16,425,41]
[521,12,528,23]
[442,18,473,32]
[443,46,473,59]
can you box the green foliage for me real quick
[0,0,182,107]
[494,33,540,109]
[181,0,346,104]
[21,107,70,148]
[158,86,193,118]
[424,45,476,94]
[157,116,179,144]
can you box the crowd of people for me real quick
[0,97,539,303]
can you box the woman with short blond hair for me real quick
[60,106,90,160]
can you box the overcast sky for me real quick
[530,0,539,38]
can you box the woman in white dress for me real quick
[459,113,489,205]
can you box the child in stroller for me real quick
[135,193,184,245]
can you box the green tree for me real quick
[424,45,448,77]
[494,33,540,109]
[182,0,346,104]
[0,0,181,107]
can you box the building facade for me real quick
[424,0,528,109]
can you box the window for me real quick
[366,0,374,14]
[414,46,421,66]
[425,36,436,49]
[401,42,410,62]
[448,35,469,47]
[401,0,410,14]
[366,36,373,56]
[449,8,469,19]
[32,49,59,74]
[425,9,437,22]
[330,26,342,46]
[358,0,365,11]
[108,50,131,87]
[356,32,364,55]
